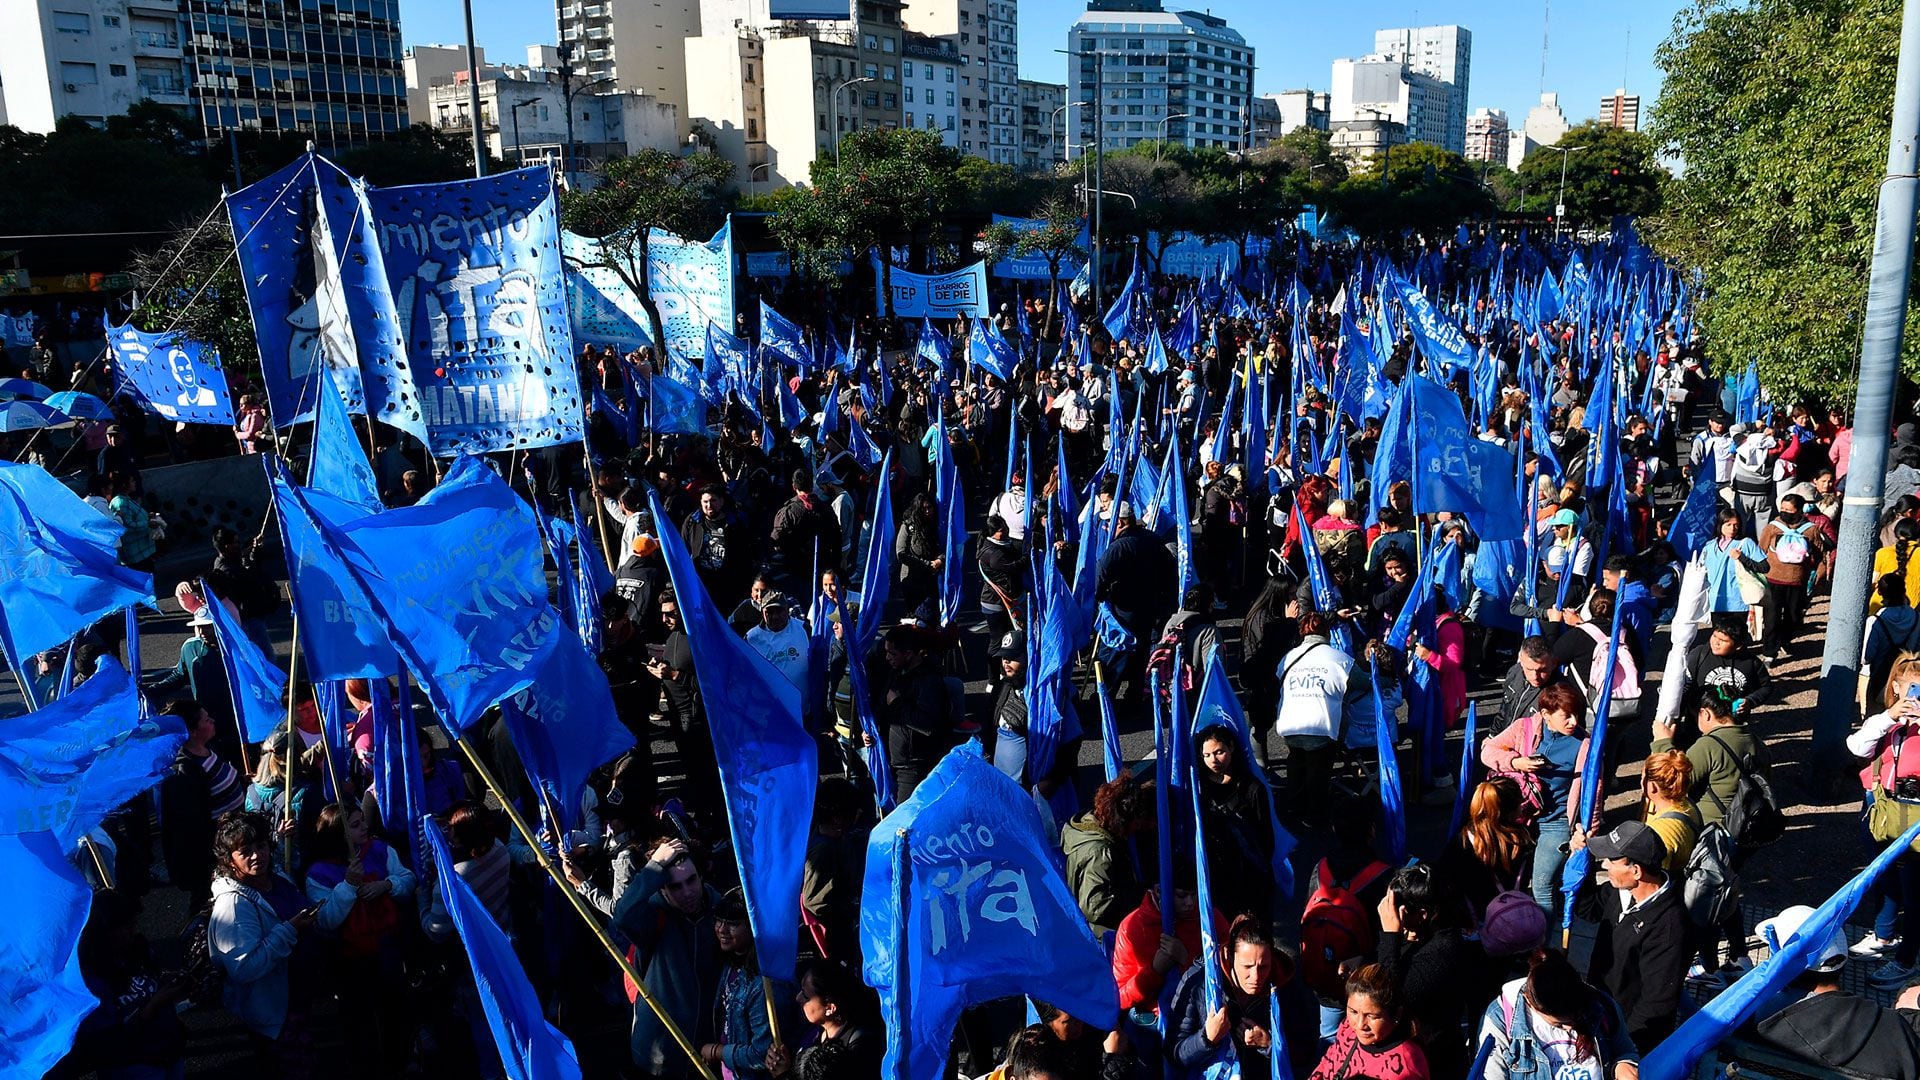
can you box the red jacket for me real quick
[1112,889,1226,1012]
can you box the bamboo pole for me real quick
[81,836,114,890]
[447,730,718,1080]
[281,616,301,869]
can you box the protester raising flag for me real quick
[648,486,818,980]
[860,743,1118,1080]
[1192,649,1297,900]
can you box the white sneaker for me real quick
[1852,934,1900,958]
[1868,959,1916,988]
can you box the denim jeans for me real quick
[1533,816,1572,926]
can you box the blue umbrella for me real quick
[0,378,53,401]
[42,391,112,421]
[0,400,68,432]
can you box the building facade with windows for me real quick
[1464,106,1508,163]
[1371,24,1469,154]
[1329,55,1448,150]
[906,0,1018,165]
[1017,77,1063,171]
[178,0,406,149]
[0,1,189,134]
[902,33,959,147]
[1599,88,1640,132]
[1065,3,1254,158]
[557,0,701,140]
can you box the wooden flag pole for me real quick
[447,731,718,1080]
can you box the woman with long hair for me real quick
[764,958,882,1078]
[1872,517,1920,614]
[1372,864,1480,1079]
[1701,506,1771,633]
[1440,777,1537,919]
[1480,682,1593,926]
[207,811,320,1077]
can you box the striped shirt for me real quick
[195,748,247,818]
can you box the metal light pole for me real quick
[1048,100,1088,164]
[1817,0,1920,775]
[1358,107,1395,189]
[750,162,771,189]
[510,97,539,167]
[830,76,874,163]
[1543,143,1587,240]
[462,0,485,177]
[1154,111,1191,162]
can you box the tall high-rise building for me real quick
[1464,106,1508,163]
[1329,56,1448,149]
[181,0,406,149]
[903,33,960,148]
[0,1,191,133]
[905,0,1018,165]
[0,0,406,149]
[557,0,703,140]
[1065,3,1254,158]
[1599,88,1639,132]
[1373,25,1470,154]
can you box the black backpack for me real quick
[1702,731,1786,849]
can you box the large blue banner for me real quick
[561,231,655,353]
[648,220,735,366]
[876,257,989,318]
[105,322,234,425]
[369,167,580,456]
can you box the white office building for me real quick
[901,32,959,147]
[1329,55,1450,149]
[1065,3,1254,158]
[1372,25,1470,154]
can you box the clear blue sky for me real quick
[404,0,1686,133]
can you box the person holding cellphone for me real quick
[207,810,322,1077]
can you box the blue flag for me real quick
[0,657,184,845]
[0,461,153,665]
[1096,661,1123,783]
[0,832,103,1077]
[1386,265,1475,373]
[860,743,1119,1080]
[1671,460,1721,564]
[1641,821,1920,1080]
[1370,675,1407,866]
[105,320,235,425]
[650,487,817,979]
[370,677,427,850]
[424,822,584,1080]
[267,458,399,680]
[498,632,632,835]
[917,318,953,378]
[1102,255,1141,341]
[281,456,561,730]
[968,316,1018,383]
[934,409,967,626]
[650,362,708,434]
[1370,376,1525,540]
[759,299,815,369]
[1168,435,1195,599]
[306,370,383,511]
[200,581,290,743]
[1560,598,1626,923]
[1142,325,1170,375]
[1167,297,1200,358]
[1193,650,1297,900]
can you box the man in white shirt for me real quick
[745,593,811,692]
[989,471,1028,542]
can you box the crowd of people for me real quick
[18,232,1920,1080]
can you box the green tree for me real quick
[1193,148,1298,267]
[1329,142,1492,239]
[1479,161,1523,214]
[0,117,218,234]
[768,128,964,314]
[981,198,1086,337]
[561,147,735,348]
[334,124,503,186]
[1102,147,1203,273]
[128,212,258,381]
[1513,121,1665,229]
[1646,0,1907,398]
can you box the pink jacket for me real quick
[1480,714,1595,827]
[1415,613,1468,726]
[1831,427,1853,481]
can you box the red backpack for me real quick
[1299,857,1390,999]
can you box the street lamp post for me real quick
[1048,100,1089,164]
[461,0,485,177]
[510,97,540,168]
[1154,111,1191,162]
[1543,144,1588,240]
[1356,106,1395,188]
[1057,46,1125,310]
[750,162,771,188]
[830,76,874,163]
[556,44,617,188]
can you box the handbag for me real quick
[1732,557,1766,606]
[1866,735,1920,852]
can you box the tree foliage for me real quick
[562,147,735,345]
[1513,120,1665,228]
[768,128,964,306]
[1646,0,1908,398]
[1328,143,1493,238]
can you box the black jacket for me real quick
[1753,991,1920,1080]
[1578,879,1688,1050]
[1683,643,1774,711]
[1096,526,1177,633]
